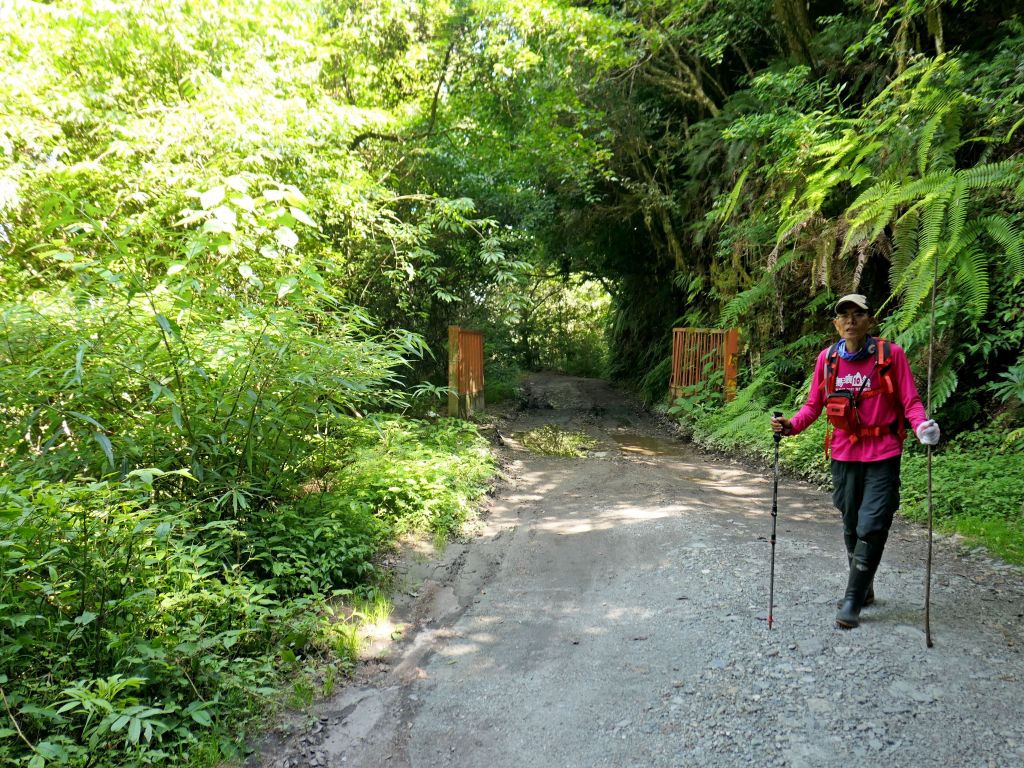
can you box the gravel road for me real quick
[257,373,1024,768]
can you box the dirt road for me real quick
[259,373,1024,768]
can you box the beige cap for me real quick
[834,293,870,313]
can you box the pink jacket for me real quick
[789,340,928,462]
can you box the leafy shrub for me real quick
[990,361,1024,406]
[328,416,494,537]
[484,362,524,405]
[243,496,386,599]
[668,365,725,421]
[518,425,598,457]
[0,479,301,766]
[901,418,1024,563]
[0,409,495,766]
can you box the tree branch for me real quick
[349,34,459,150]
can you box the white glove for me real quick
[916,419,940,446]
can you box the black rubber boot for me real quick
[835,536,885,629]
[836,552,875,608]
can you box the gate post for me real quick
[448,326,461,417]
[448,326,485,418]
[724,328,739,402]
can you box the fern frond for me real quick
[803,168,846,209]
[889,208,919,278]
[713,164,752,224]
[709,407,765,446]
[944,175,968,253]
[893,173,954,212]
[928,359,959,411]
[907,56,960,115]
[944,217,985,262]
[850,164,873,188]
[842,181,903,254]
[720,276,773,327]
[864,57,935,118]
[918,112,944,176]
[845,180,897,217]
[930,107,963,171]
[892,228,956,328]
[773,211,813,249]
[961,160,1019,190]
[886,310,932,352]
[953,246,990,320]
[916,196,947,264]
[981,216,1024,279]
[851,140,884,170]
[894,256,940,325]
[809,131,858,164]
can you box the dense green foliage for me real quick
[3,0,1024,764]
[0,417,490,766]
[0,1,496,765]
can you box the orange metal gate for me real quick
[448,326,485,417]
[669,327,739,402]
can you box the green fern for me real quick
[944,175,968,252]
[713,164,752,224]
[889,208,920,277]
[928,357,959,411]
[916,196,947,262]
[917,112,945,175]
[977,216,1024,279]
[953,246,990,320]
[756,52,1022,410]
[961,159,1019,190]
[720,274,773,327]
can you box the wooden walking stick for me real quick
[924,257,939,648]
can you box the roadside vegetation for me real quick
[518,425,599,458]
[0,2,498,765]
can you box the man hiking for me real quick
[771,294,940,629]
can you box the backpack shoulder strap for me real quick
[875,338,906,439]
[824,343,841,394]
[875,338,895,395]
[875,337,891,365]
[823,343,841,457]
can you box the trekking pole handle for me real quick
[772,411,783,443]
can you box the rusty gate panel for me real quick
[669,327,738,402]
[448,326,485,417]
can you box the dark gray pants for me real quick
[831,455,902,549]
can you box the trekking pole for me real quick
[768,411,783,630]
[924,256,939,648]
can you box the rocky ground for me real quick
[254,373,1024,768]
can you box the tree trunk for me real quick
[772,0,815,69]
